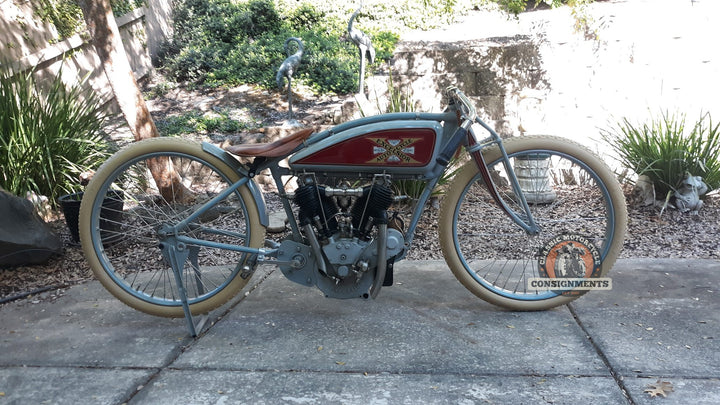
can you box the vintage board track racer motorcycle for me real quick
[79,87,627,335]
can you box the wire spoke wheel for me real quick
[440,136,627,310]
[79,138,264,317]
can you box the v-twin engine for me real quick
[276,175,405,299]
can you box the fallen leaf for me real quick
[335,361,346,366]
[644,380,674,398]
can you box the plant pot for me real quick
[514,154,557,204]
[58,190,124,243]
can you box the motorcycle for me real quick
[79,87,627,335]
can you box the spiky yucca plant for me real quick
[357,71,464,203]
[0,66,110,207]
[602,112,720,199]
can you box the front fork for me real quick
[464,121,540,235]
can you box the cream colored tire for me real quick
[439,136,627,310]
[79,137,265,317]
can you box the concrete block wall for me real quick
[366,36,548,137]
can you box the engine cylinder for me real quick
[351,184,394,234]
[294,184,338,236]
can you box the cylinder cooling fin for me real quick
[294,184,339,236]
[351,184,394,233]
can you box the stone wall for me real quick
[366,36,547,137]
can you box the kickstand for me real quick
[164,242,205,337]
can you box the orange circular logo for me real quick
[538,234,602,296]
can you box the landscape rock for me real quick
[633,175,656,207]
[0,189,62,267]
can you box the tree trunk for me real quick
[78,0,157,141]
[78,0,191,203]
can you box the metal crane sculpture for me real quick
[276,37,304,120]
[348,0,375,94]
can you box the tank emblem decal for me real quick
[367,137,421,164]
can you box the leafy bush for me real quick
[159,0,400,94]
[156,110,257,136]
[36,0,84,40]
[110,0,146,16]
[602,112,720,198]
[159,0,595,94]
[490,0,593,15]
[35,0,145,41]
[0,67,110,206]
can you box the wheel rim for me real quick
[88,151,253,307]
[451,149,617,301]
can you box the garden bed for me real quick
[2,186,719,304]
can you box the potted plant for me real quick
[1,64,113,241]
[58,190,124,243]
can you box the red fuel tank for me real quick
[289,120,444,175]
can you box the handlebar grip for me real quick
[446,86,477,127]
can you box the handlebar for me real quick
[446,86,477,130]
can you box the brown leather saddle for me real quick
[225,128,314,158]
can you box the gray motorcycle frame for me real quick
[197,103,531,301]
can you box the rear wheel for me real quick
[79,138,265,317]
[439,136,627,310]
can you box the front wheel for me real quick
[79,137,265,317]
[439,136,627,310]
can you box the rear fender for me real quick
[202,142,269,227]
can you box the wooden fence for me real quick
[0,0,172,110]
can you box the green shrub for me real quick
[489,0,593,15]
[156,110,257,136]
[159,0,399,94]
[602,112,720,198]
[36,0,84,40]
[0,66,110,207]
[35,0,144,41]
[161,0,596,94]
[110,0,146,16]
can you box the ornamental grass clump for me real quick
[0,66,110,207]
[602,112,720,199]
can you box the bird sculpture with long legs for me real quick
[348,0,375,95]
[276,37,304,120]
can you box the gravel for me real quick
[2,189,718,303]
